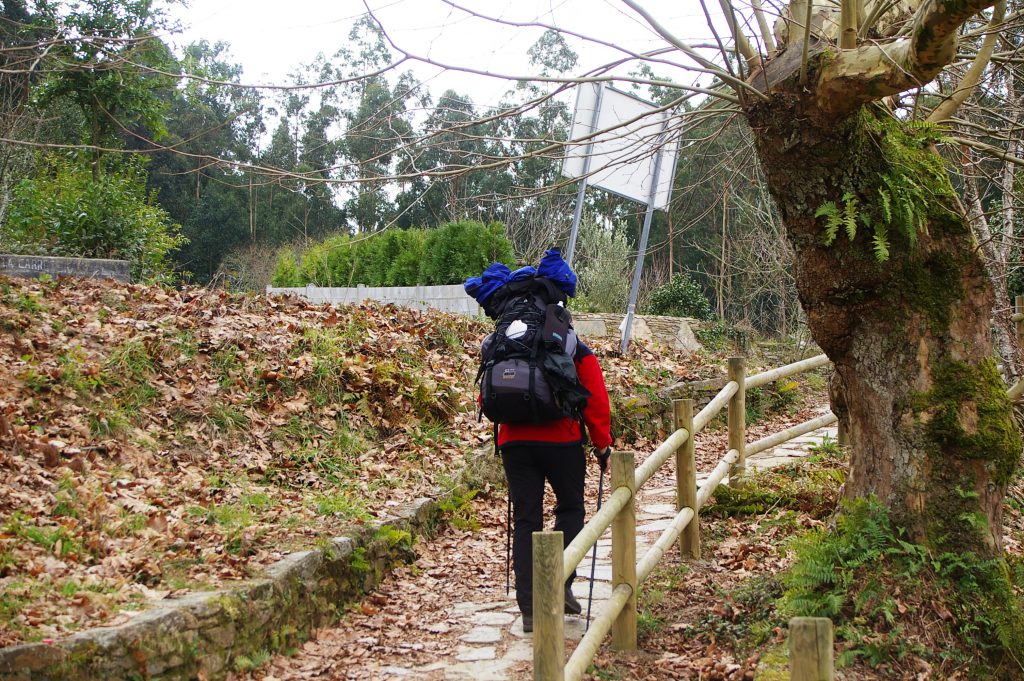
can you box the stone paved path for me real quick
[398,418,839,681]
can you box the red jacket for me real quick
[497,340,612,450]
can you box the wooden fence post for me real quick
[836,419,848,448]
[611,450,637,651]
[533,531,565,681]
[789,617,833,681]
[728,356,747,486]
[674,399,700,559]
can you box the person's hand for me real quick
[594,446,611,474]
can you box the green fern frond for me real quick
[814,202,838,219]
[915,204,929,239]
[824,219,840,246]
[905,204,919,247]
[842,193,859,241]
[892,190,911,231]
[902,120,945,150]
[904,118,938,134]
[815,115,958,262]
[817,201,841,246]
[872,232,890,261]
[878,187,892,223]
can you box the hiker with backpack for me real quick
[465,249,612,633]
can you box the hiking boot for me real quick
[522,614,533,633]
[564,590,582,615]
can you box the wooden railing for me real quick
[531,354,835,681]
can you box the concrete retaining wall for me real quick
[267,284,480,316]
[0,255,131,283]
[265,286,702,353]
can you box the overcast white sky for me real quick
[166,0,720,107]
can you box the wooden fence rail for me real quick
[536,330,1024,680]
[533,353,836,681]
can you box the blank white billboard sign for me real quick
[561,83,678,210]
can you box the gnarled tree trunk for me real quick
[743,40,1020,555]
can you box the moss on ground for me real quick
[710,441,845,520]
[703,439,1023,680]
[753,644,789,681]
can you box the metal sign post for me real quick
[561,83,680,352]
[564,85,605,267]
[621,119,671,355]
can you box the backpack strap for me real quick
[535,277,568,306]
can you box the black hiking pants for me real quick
[501,442,586,615]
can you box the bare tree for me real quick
[941,46,1024,384]
[0,3,42,222]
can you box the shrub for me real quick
[299,236,357,287]
[359,231,400,286]
[696,319,731,351]
[2,154,186,281]
[644,273,713,320]
[419,220,514,285]
[362,228,427,286]
[279,221,514,287]
[573,220,632,312]
[217,242,292,292]
[270,249,303,287]
[385,230,427,285]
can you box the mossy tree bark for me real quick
[741,0,1021,556]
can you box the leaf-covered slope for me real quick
[0,276,709,646]
[0,277,492,645]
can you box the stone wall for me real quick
[572,313,703,354]
[267,284,480,316]
[0,255,131,283]
[0,500,441,681]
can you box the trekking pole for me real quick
[585,465,605,630]
[495,423,511,597]
[506,493,512,595]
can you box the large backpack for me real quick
[476,277,591,425]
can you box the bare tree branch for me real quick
[928,0,1006,123]
[816,0,999,115]
[619,0,769,101]
[751,0,779,55]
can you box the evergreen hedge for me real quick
[271,220,514,288]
